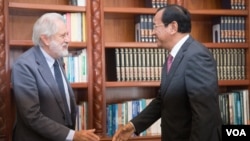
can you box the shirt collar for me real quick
[169,34,189,58]
[39,46,55,69]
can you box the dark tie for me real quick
[167,54,173,73]
[54,60,72,127]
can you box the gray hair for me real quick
[32,13,65,46]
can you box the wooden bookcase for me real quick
[1,0,93,140]
[100,0,250,140]
[0,0,249,141]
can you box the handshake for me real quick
[112,122,135,141]
[73,122,135,141]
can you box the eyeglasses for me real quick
[55,32,69,40]
[153,23,166,29]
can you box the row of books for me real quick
[209,48,245,80]
[63,12,86,42]
[145,0,168,8]
[114,48,245,82]
[135,14,156,43]
[9,47,245,83]
[116,48,168,81]
[63,49,87,82]
[135,14,246,44]
[212,16,246,43]
[75,101,88,131]
[105,89,250,137]
[222,0,246,10]
[106,98,161,136]
[8,48,88,83]
[219,89,249,125]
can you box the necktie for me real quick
[167,54,173,73]
[54,60,72,127]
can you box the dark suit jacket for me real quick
[131,36,222,141]
[11,46,77,141]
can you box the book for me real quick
[82,12,86,42]
[77,0,86,6]
[133,48,138,81]
[212,16,225,43]
[128,48,134,81]
[80,49,87,82]
[145,0,157,8]
[69,0,77,5]
[221,0,235,9]
[63,13,71,41]
[106,105,113,136]
[120,48,126,81]
[212,23,220,43]
[115,48,121,81]
[124,48,130,81]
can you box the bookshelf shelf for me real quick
[105,42,249,49]
[219,80,250,86]
[106,81,160,87]
[9,40,33,46]
[189,9,248,16]
[104,8,248,16]
[9,40,87,48]
[204,43,249,48]
[105,42,157,48]
[71,82,88,88]
[69,42,87,48]
[105,80,249,88]
[9,2,86,13]
[104,7,156,14]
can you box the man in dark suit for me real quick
[112,4,222,141]
[11,13,100,141]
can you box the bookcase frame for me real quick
[0,0,249,141]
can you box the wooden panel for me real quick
[183,0,221,9]
[104,0,144,7]
[190,17,213,42]
[104,14,136,42]
[1,0,11,140]
[9,15,36,40]
[90,0,104,135]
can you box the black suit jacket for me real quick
[11,46,77,141]
[131,36,222,141]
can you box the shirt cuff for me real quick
[65,130,75,141]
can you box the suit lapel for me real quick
[160,37,194,95]
[33,46,65,114]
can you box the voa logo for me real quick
[226,129,246,136]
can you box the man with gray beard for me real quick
[11,13,100,141]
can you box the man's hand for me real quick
[112,122,135,141]
[73,129,100,141]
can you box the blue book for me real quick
[106,105,112,136]
[132,100,140,118]
[112,104,118,135]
